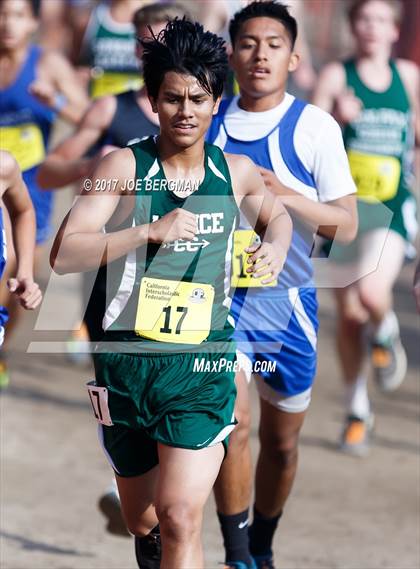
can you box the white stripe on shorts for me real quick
[97,424,121,475]
[256,377,312,413]
[207,412,236,447]
[288,287,317,351]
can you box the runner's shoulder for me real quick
[317,61,347,95]
[100,146,134,168]
[224,153,256,175]
[223,153,263,197]
[0,151,20,199]
[395,58,419,86]
[94,147,136,192]
[297,100,343,143]
[0,150,18,181]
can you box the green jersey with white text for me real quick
[102,137,239,351]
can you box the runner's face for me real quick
[0,0,37,50]
[150,71,220,149]
[230,17,298,100]
[352,1,399,55]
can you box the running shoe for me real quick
[98,489,130,537]
[135,526,161,569]
[0,358,10,390]
[371,336,407,393]
[339,414,375,457]
[252,555,276,569]
[223,561,257,569]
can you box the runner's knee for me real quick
[125,517,157,538]
[230,406,251,450]
[157,501,200,541]
[260,430,299,469]
[339,312,365,333]
[358,285,390,316]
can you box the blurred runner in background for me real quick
[0,0,88,386]
[0,150,42,360]
[78,0,150,98]
[38,0,94,59]
[313,0,419,456]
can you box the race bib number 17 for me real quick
[135,277,215,344]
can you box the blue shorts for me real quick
[24,169,54,245]
[231,287,319,398]
[0,307,7,347]
[0,228,7,345]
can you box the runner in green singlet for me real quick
[80,0,145,98]
[38,2,187,539]
[51,19,292,568]
[313,0,419,455]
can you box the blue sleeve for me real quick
[206,98,232,143]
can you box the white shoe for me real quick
[371,336,407,393]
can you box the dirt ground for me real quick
[1,187,419,569]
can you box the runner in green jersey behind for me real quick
[80,0,145,98]
[51,18,292,568]
[313,0,419,456]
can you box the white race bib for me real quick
[87,381,113,426]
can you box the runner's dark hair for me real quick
[348,0,403,25]
[229,1,297,48]
[0,0,41,17]
[141,17,228,100]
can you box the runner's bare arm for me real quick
[51,148,142,273]
[51,148,197,274]
[258,166,357,243]
[31,51,89,124]
[0,152,42,309]
[37,96,117,189]
[396,59,420,144]
[228,154,292,285]
[312,63,362,126]
[312,62,346,114]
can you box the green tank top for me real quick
[82,3,142,98]
[103,137,239,351]
[343,59,414,209]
